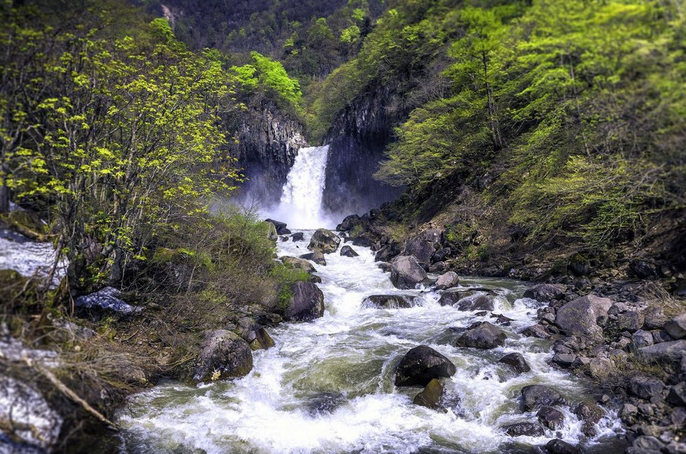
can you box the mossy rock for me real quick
[1,210,49,240]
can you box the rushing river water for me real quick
[117,230,625,454]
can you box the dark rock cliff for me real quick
[322,87,404,217]
[228,102,307,207]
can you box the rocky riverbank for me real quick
[336,208,686,454]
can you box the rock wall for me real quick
[229,102,307,207]
[322,87,404,217]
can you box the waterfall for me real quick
[267,145,332,229]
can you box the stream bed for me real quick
[117,230,625,454]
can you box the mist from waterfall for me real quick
[264,145,335,229]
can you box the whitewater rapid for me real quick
[117,230,624,454]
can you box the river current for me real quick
[117,229,624,454]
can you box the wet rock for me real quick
[499,353,531,374]
[395,345,456,387]
[375,241,402,263]
[193,330,253,383]
[629,376,665,400]
[552,353,576,368]
[503,422,545,437]
[308,274,322,284]
[666,382,686,406]
[523,284,565,302]
[555,295,613,338]
[521,324,551,339]
[337,214,361,232]
[413,379,444,410]
[632,330,654,349]
[281,256,317,273]
[665,313,686,340]
[299,252,327,266]
[629,436,665,454]
[377,262,392,272]
[390,256,427,289]
[454,322,506,349]
[455,293,495,312]
[362,294,419,309]
[308,228,341,254]
[537,406,565,429]
[74,287,141,317]
[618,311,645,333]
[403,229,442,265]
[266,219,290,235]
[493,314,515,325]
[520,385,565,411]
[621,403,638,423]
[638,340,686,362]
[429,261,447,273]
[307,392,346,416]
[249,328,275,350]
[284,281,325,322]
[545,439,582,454]
[575,401,603,425]
[0,375,62,452]
[340,245,359,257]
[435,271,459,290]
[290,232,304,242]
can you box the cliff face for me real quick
[322,86,404,217]
[229,102,307,207]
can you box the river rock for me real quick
[454,293,495,311]
[520,385,565,411]
[284,281,325,322]
[299,252,326,266]
[290,232,304,242]
[395,345,456,387]
[337,214,362,232]
[575,401,603,425]
[193,330,253,383]
[629,376,665,400]
[308,229,341,254]
[281,256,317,273]
[665,313,686,340]
[340,245,359,257]
[266,219,290,235]
[555,295,613,338]
[523,284,565,302]
[618,310,645,333]
[537,406,565,429]
[546,439,582,454]
[643,307,667,330]
[74,287,141,317]
[413,379,444,410]
[435,272,459,290]
[667,382,686,406]
[249,327,275,350]
[377,262,392,272]
[363,294,419,309]
[403,229,442,265]
[521,324,551,339]
[503,422,545,437]
[306,392,346,416]
[454,322,506,349]
[498,352,531,374]
[552,353,576,368]
[632,330,654,349]
[638,340,686,362]
[0,375,62,452]
[390,255,427,289]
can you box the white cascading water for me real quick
[266,145,333,229]
[118,229,624,454]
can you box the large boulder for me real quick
[395,345,456,387]
[665,313,686,340]
[299,252,326,266]
[546,439,581,454]
[403,229,442,265]
[290,232,304,242]
[337,214,362,232]
[523,284,565,302]
[74,287,141,318]
[555,295,613,338]
[499,352,531,374]
[390,256,427,289]
[281,256,317,273]
[454,293,495,312]
[308,229,341,254]
[520,385,565,411]
[454,322,506,349]
[638,340,686,363]
[629,376,665,400]
[265,219,290,235]
[340,245,359,257]
[284,281,325,322]
[413,379,444,410]
[435,271,459,290]
[363,294,419,309]
[193,330,253,383]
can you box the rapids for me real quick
[117,230,624,454]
